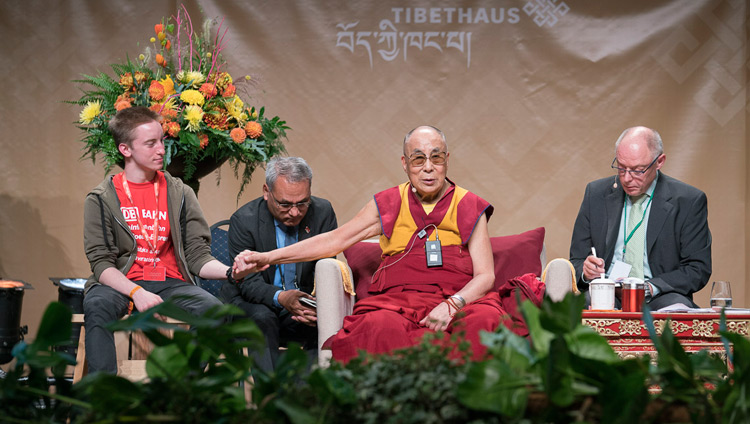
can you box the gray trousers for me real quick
[83,278,222,374]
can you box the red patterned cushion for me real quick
[343,227,545,299]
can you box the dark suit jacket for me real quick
[220,196,338,309]
[569,172,711,309]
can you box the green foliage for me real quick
[72,300,263,423]
[712,331,750,423]
[299,332,500,424]
[0,302,85,423]
[4,295,749,423]
[458,292,650,423]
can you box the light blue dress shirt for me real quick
[607,175,660,295]
[271,220,298,308]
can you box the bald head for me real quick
[403,126,447,156]
[615,126,663,160]
[614,126,666,196]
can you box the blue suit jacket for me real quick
[569,172,712,309]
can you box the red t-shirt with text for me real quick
[114,172,184,281]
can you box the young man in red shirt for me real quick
[82,106,243,374]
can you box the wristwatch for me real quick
[226,267,244,286]
[644,280,653,302]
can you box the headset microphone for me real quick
[613,175,618,189]
[411,186,417,193]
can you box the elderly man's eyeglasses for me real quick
[408,151,447,167]
[269,191,310,211]
[611,155,659,177]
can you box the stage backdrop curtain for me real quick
[0,0,747,337]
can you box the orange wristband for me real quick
[129,285,143,299]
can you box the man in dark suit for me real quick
[569,126,711,310]
[221,157,337,371]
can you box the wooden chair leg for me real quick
[72,314,87,383]
[70,314,188,383]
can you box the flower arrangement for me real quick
[71,5,288,195]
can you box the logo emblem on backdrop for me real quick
[335,3,569,68]
[523,0,570,28]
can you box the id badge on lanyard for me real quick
[121,173,166,281]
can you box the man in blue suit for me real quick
[569,126,711,310]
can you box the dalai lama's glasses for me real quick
[408,151,447,167]
[269,191,310,212]
[610,155,659,177]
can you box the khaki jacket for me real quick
[83,171,214,292]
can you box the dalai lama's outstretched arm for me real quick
[233,199,382,277]
[419,214,494,331]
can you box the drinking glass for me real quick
[710,281,732,309]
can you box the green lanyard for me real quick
[622,185,656,254]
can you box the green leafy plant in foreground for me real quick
[3,293,750,423]
[73,300,264,423]
[0,302,81,423]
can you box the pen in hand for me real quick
[590,247,605,279]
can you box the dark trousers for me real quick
[83,279,223,374]
[229,298,317,373]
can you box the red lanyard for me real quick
[120,173,160,261]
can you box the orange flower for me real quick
[156,54,167,68]
[230,127,246,143]
[204,110,229,130]
[244,121,263,139]
[212,71,233,91]
[114,99,132,111]
[161,108,178,120]
[222,84,236,97]
[166,121,180,137]
[114,94,132,111]
[148,80,166,101]
[157,32,166,42]
[198,133,209,149]
[119,73,134,90]
[164,39,171,50]
[134,72,147,85]
[154,23,164,36]
[199,83,218,99]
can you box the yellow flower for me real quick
[150,37,156,43]
[79,100,102,124]
[183,105,204,132]
[177,70,205,88]
[225,96,247,124]
[160,75,176,96]
[180,89,205,106]
[213,72,232,91]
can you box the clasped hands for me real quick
[231,250,271,280]
[231,250,316,326]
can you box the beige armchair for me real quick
[313,228,576,367]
